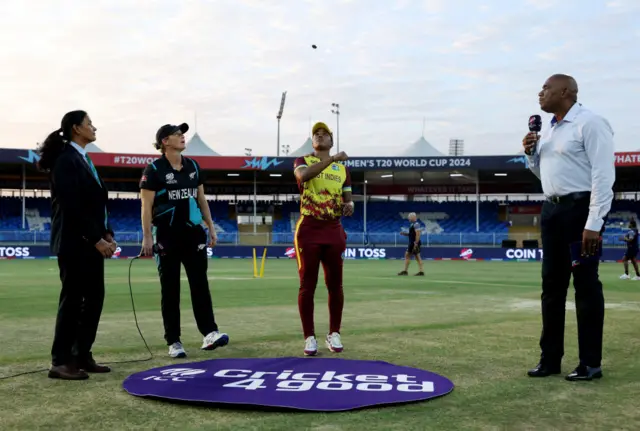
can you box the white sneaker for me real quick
[620,274,630,280]
[633,276,640,281]
[201,331,229,351]
[326,332,344,353]
[304,336,318,356]
[168,342,186,358]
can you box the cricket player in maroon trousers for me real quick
[292,121,353,356]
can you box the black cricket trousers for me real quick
[539,193,606,368]
[154,226,219,345]
[51,249,105,366]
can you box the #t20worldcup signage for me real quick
[122,357,455,412]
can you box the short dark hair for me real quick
[36,110,88,172]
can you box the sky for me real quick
[0,0,638,157]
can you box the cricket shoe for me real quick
[620,274,630,280]
[326,332,344,353]
[304,336,318,356]
[168,342,187,358]
[201,331,230,350]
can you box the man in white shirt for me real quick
[522,74,615,382]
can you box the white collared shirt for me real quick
[526,103,616,232]
[69,141,89,161]
[69,140,100,184]
[69,141,98,174]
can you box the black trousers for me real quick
[407,240,422,255]
[539,196,605,368]
[155,226,218,345]
[51,249,105,366]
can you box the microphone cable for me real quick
[0,254,154,381]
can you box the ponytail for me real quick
[35,110,88,172]
[36,129,66,172]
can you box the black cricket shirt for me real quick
[408,222,421,245]
[139,155,205,231]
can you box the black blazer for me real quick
[49,144,114,256]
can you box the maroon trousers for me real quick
[294,216,346,339]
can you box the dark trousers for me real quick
[155,227,218,345]
[51,250,105,366]
[294,217,346,338]
[407,240,422,255]
[539,196,605,368]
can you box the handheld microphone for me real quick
[137,242,162,258]
[525,115,542,155]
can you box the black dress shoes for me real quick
[527,362,561,377]
[565,365,602,381]
[48,364,89,380]
[77,357,111,373]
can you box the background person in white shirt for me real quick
[522,74,616,382]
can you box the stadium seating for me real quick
[1,196,638,246]
[272,200,510,245]
[600,199,640,246]
[0,197,238,244]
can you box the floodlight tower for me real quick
[276,91,287,156]
[331,102,340,153]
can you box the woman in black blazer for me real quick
[36,110,116,380]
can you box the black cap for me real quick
[155,123,189,148]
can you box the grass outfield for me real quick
[1,258,639,430]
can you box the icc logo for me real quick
[160,368,206,377]
[165,173,177,184]
[143,368,207,382]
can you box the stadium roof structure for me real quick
[289,137,313,157]
[85,143,103,153]
[183,132,221,156]
[401,136,445,157]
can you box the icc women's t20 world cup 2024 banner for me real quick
[3,149,640,171]
[0,245,627,262]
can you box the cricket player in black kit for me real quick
[398,212,425,276]
[620,219,639,280]
[140,123,229,358]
